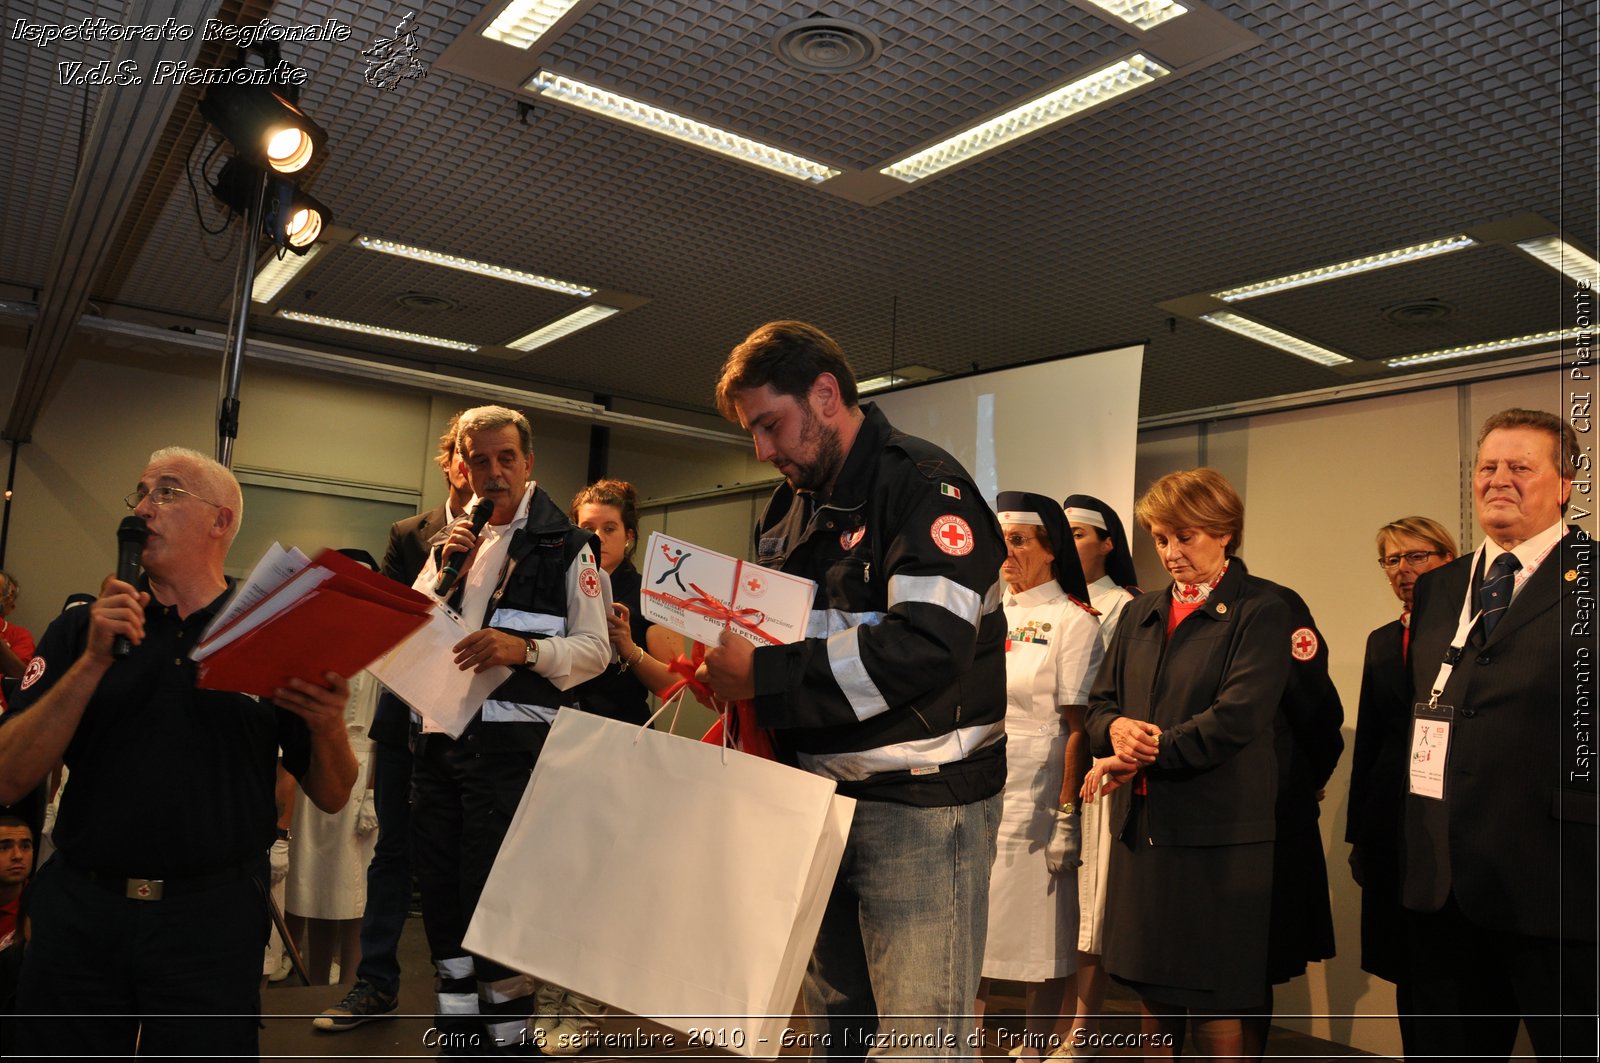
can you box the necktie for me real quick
[1479,552,1521,637]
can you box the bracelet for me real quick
[618,645,645,672]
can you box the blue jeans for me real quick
[356,738,412,997]
[802,792,1001,1061]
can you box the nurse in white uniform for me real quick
[1054,494,1142,1057]
[976,491,1104,1057]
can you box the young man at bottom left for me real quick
[0,445,358,1059]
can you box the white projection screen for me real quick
[873,344,1144,533]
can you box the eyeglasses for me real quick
[1378,550,1444,570]
[124,486,222,510]
[1003,534,1043,549]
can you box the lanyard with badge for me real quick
[1409,538,1555,799]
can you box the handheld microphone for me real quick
[434,498,495,596]
[112,516,149,660]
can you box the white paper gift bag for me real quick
[463,707,854,1058]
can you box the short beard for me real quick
[788,408,844,495]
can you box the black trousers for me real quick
[1404,896,1598,1062]
[14,854,268,1060]
[412,732,543,1049]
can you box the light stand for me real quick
[216,167,268,468]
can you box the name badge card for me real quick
[1408,703,1454,800]
[639,531,815,647]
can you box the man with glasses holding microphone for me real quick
[0,446,357,1060]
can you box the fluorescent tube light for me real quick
[858,365,943,393]
[355,236,595,296]
[1199,311,1353,367]
[1383,330,1579,369]
[251,244,321,303]
[525,71,842,183]
[1078,0,1188,31]
[278,310,480,352]
[858,373,909,394]
[880,54,1170,183]
[482,0,585,49]
[507,304,619,351]
[1515,235,1600,288]
[1214,235,1476,302]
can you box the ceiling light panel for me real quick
[1515,235,1600,288]
[507,2,1139,172]
[482,0,587,49]
[1213,235,1476,301]
[524,71,842,183]
[1078,0,1189,31]
[251,245,321,304]
[1383,329,1580,368]
[278,310,479,352]
[355,236,595,296]
[1199,311,1353,367]
[880,55,1171,183]
[508,304,620,351]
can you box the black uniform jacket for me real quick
[1086,557,1293,847]
[1403,525,1597,943]
[750,403,1008,806]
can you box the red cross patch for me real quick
[578,566,602,598]
[20,656,45,690]
[1290,626,1319,661]
[742,574,767,598]
[931,514,975,556]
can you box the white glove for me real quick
[355,790,379,836]
[1044,808,1081,874]
[269,838,290,884]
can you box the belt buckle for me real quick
[125,878,164,901]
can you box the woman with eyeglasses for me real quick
[1080,468,1293,1060]
[975,492,1103,1058]
[1344,516,1457,1053]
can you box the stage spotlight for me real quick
[200,84,327,174]
[272,185,330,251]
[213,158,333,255]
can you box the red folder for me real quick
[194,549,433,698]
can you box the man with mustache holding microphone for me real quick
[408,405,611,1053]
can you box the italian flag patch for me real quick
[940,482,961,500]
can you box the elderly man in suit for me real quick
[316,412,471,1030]
[1402,407,1596,1061]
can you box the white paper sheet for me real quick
[200,542,310,643]
[367,600,510,737]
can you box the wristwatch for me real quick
[524,638,541,668]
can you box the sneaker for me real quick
[312,981,399,1031]
[530,989,606,1056]
[537,1014,602,1056]
[530,982,565,1040]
